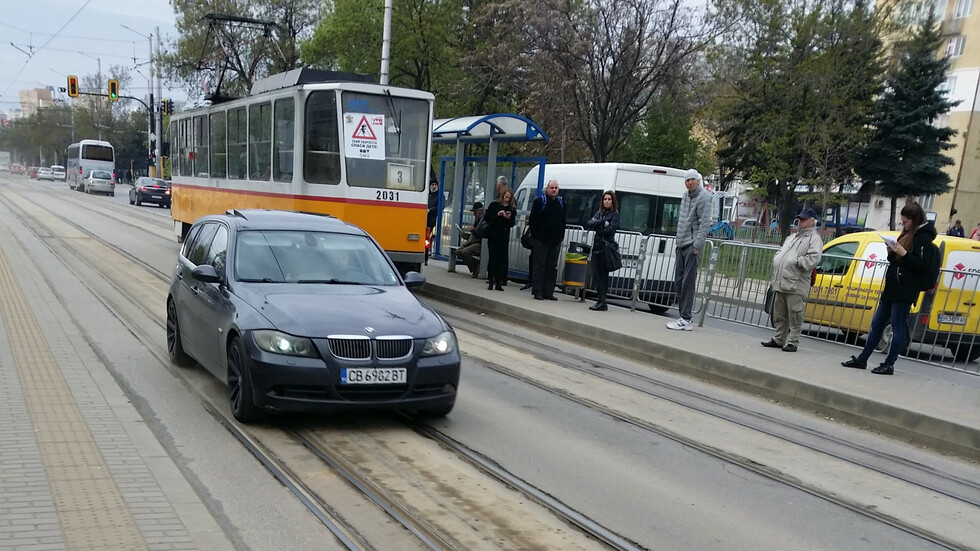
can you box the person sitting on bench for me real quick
[456,202,484,278]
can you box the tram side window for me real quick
[194,115,209,178]
[304,91,340,185]
[210,112,227,178]
[249,102,272,181]
[179,119,193,177]
[228,108,247,180]
[170,121,179,177]
[274,98,294,183]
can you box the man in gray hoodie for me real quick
[667,169,713,331]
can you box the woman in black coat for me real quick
[585,191,621,311]
[485,189,517,290]
[842,202,938,375]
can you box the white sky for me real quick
[0,0,178,113]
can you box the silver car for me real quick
[51,165,67,181]
[36,167,54,181]
[80,169,115,195]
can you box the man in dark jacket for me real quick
[529,179,566,300]
[456,202,484,277]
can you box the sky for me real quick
[0,0,179,114]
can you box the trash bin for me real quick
[563,241,591,289]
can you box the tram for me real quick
[168,68,435,273]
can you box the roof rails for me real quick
[226,209,248,218]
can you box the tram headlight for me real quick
[252,330,318,357]
[422,331,456,356]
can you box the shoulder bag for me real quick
[604,240,622,272]
[521,225,533,249]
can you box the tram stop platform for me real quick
[420,259,980,461]
[0,238,234,549]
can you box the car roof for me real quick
[197,209,367,236]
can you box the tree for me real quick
[612,95,714,173]
[713,0,886,236]
[162,0,318,100]
[856,8,958,228]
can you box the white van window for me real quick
[619,193,682,235]
[563,189,601,227]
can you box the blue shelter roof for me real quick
[432,114,549,144]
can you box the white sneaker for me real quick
[666,318,693,331]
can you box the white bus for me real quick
[66,139,115,190]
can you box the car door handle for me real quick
[833,284,844,288]
[190,286,200,295]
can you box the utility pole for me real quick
[380,0,392,85]
[155,27,163,178]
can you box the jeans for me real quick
[858,299,911,367]
[674,245,699,321]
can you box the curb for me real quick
[420,283,980,460]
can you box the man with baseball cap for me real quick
[761,207,823,352]
[457,202,485,277]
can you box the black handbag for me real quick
[604,240,622,272]
[521,225,533,249]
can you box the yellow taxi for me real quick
[806,231,980,361]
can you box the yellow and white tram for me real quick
[168,68,435,273]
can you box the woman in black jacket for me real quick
[842,202,938,375]
[585,191,621,311]
[485,189,517,290]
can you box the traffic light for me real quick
[160,99,171,115]
[108,79,119,101]
[67,75,79,98]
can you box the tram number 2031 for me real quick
[376,190,400,201]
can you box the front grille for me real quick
[328,337,371,360]
[327,335,413,360]
[376,338,413,359]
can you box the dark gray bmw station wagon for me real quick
[167,209,460,422]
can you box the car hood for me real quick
[236,284,445,338]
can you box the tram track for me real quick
[439,309,978,550]
[0,189,632,551]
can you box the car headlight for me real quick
[421,330,457,356]
[252,330,318,357]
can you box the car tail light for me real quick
[141,186,148,191]
[921,315,929,326]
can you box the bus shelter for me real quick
[430,114,549,263]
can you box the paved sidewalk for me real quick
[0,228,234,550]
[420,259,980,460]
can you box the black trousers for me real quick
[487,240,508,286]
[591,260,610,305]
[531,239,561,298]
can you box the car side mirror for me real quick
[403,271,425,290]
[192,264,222,284]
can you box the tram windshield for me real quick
[340,92,430,192]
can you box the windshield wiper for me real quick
[297,279,362,285]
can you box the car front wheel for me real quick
[228,336,262,423]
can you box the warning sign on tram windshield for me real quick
[344,113,386,160]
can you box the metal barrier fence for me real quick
[697,241,980,375]
[546,233,980,375]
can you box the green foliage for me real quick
[714,0,886,236]
[856,7,958,202]
[612,96,714,173]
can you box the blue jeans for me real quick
[858,299,911,367]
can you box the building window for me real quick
[934,113,951,128]
[954,0,973,18]
[947,36,966,57]
[919,194,935,209]
[941,76,957,96]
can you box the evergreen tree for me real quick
[857,8,958,227]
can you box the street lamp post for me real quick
[121,24,159,177]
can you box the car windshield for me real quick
[234,230,400,286]
[39,168,51,173]
[51,166,65,172]
[91,171,112,179]
[141,178,167,187]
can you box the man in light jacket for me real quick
[667,169,713,331]
[762,208,824,352]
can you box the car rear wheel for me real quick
[951,345,980,363]
[135,195,142,206]
[166,299,193,367]
[228,336,262,423]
